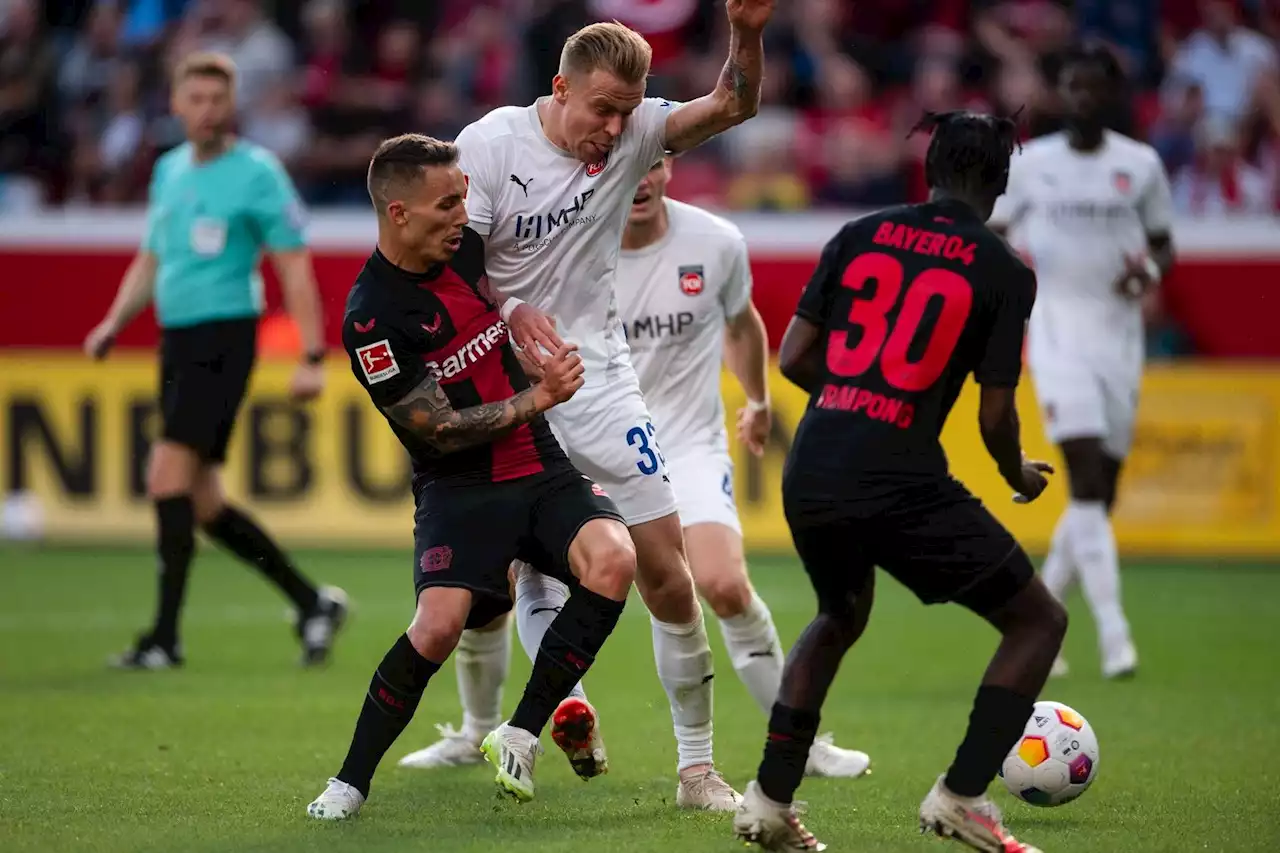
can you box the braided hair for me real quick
[909,110,1021,198]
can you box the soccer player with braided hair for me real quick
[733,111,1063,853]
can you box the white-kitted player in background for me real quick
[397,3,777,810]
[990,44,1175,680]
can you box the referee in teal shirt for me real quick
[85,52,347,670]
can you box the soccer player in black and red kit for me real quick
[733,112,1067,853]
[307,134,637,820]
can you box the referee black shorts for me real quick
[784,476,1035,617]
[158,317,258,464]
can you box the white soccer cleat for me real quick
[306,777,365,821]
[1102,640,1138,680]
[1049,655,1070,678]
[919,775,1044,852]
[550,697,608,779]
[676,767,743,811]
[397,723,485,769]
[804,732,872,778]
[299,586,349,667]
[480,722,543,803]
[733,780,826,851]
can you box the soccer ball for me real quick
[999,700,1099,806]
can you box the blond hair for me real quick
[559,21,652,85]
[173,51,237,89]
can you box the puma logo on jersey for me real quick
[510,174,533,196]
[423,320,509,380]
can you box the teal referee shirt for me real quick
[143,140,307,330]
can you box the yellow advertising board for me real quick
[2,354,1278,556]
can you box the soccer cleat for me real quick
[676,767,743,811]
[550,697,608,779]
[480,723,543,803]
[1049,655,1070,678]
[733,780,826,851]
[804,732,872,778]
[109,636,183,670]
[298,586,349,667]
[1102,641,1138,680]
[306,777,365,820]
[919,775,1044,853]
[397,723,485,769]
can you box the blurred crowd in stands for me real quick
[0,0,1277,215]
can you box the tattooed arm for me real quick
[663,0,774,154]
[379,343,584,453]
[382,371,547,453]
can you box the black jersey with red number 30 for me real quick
[788,198,1035,491]
[342,227,568,487]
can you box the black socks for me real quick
[337,634,441,798]
[203,505,320,613]
[150,496,195,648]
[509,586,625,737]
[757,703,820,804]
[945,684,1035,797]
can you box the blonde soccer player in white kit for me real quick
[990,45,1175,680]
[396,6,777,809]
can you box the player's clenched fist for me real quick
[725,0,774,31]
[532,344,585,409]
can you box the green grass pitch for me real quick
[2,545,1278,852]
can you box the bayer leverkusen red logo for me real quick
[678,265,705,296]
[1112,170,1132,194]
[586,152,608,177]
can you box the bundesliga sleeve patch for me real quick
[356,339,400,384]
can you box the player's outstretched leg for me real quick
[112,442,201,670]
[509,562,602,778]
[735,569,875,852]
[919,573,1066,853]
[398,614,510,769]
[630,513,741,810]
[192,469,348,666]
[685,521,871,779]
[307,586,470,820]
[1059,438,1137,678]
[482,519,633,803]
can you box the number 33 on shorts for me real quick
[626,421,668,476]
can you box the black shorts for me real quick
[159,317,257,464]
[784,476,1034,616]
[413,465,625,629]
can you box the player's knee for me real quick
[697,569,753,619]
[407,606,467,661]
[146,443,199,500]
[580,537,636,600]
[1040,597,1069,651]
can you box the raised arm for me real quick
[663,0,774,154]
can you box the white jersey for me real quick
[989,130,1173,363]
[455,97,679,375]
[615,199,753,458]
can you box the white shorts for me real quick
[666,444,742,535]
[1028,351,1140,459]
[544,357,678,526]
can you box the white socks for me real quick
[1064,500,1133,653]
[651,612,715,771]
[454,620,510,740]
[717,591,784,714]
[1041,512,1077,602]
[513,563,587,701]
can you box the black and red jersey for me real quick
[786,198,1036,495]
[342,227,568,486]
